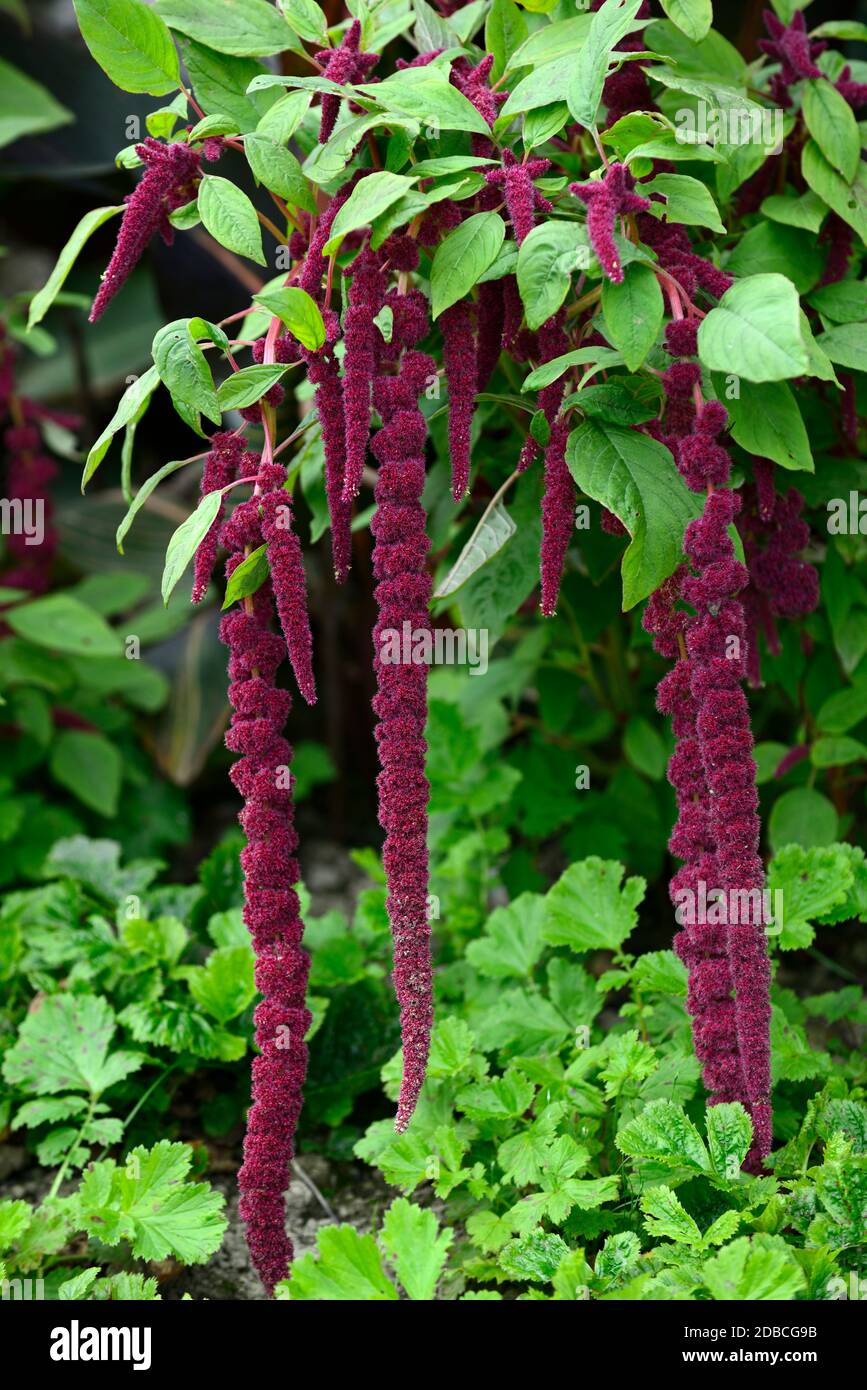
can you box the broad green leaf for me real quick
[358,74,491,136]
[380,1199,453,1301]
[601,262,663,371]
[244,132,314,211]
[808,279,867,324]
[761,190,827,233]
[187,944,255,1022]
[280,0,326,44]
[78,1140,227,1263]
[705,1102,753,1180]
[768,788,838,854]
[434,496,515,599]
[198,174,265,264]
[222,543,269,608]
[28,206,124,330]
[153,319,220,423]
[508,14,593,70]
[161,490,224,604]
[283,1224,399,1300]
[616,1099,711,1171]
[697,273,808,382]
[811,735,867,768]
[431,212,505,319]
[544,855,645,951]
[73,0,180,95]
[719,378,813,472]
[501,53,577,116]
[154,0,290,56]
[522,346,623,391]
[466,892,546,978]
[517,221,590,330]
[252,285,325,350]
[6,593,120,657]
[816,683,867,734]
[486,0,529,81]
[640,1186,704,1245]
[83,364,161,487]
[0,58,73,147]
[566,419,703,609]
[50,731,122,816]
[256,88,311,141]
[802,79,860,185]
[116,454,194,552]
[816,323,867,373]
[567,0,644,128]
[659,0,711,43]
[2,993,144,1097]
[767,844,855,951]
[184,39,279,132]
[645,171,725,233]
[304,113,418,184]
[701,1234,806,1301]
[324,171,417,254]
[801,140,867,243]
[216,362,286,410]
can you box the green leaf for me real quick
[517,221,589,331]
[623,714,667,779]
[566,419,703,609]
[616,1098,711,1171]
[6,593,120,657]
[761,190,827,234]
[767,844,853,950]
[256,88,311,141]
[508,15,593,71]
[83,365,161,488]
[801,140,867,244]
[659,0,711,43]
[811,735,867,768]
[359,73,491,136]
[645,171,725,233]
[154,0,290,56]
[73,0,180,95]
[216,362,286,410]
[430,212,506,319]
[486,0,528,82]
[466,892,546,978]
[184,39,279,133]
[380,1199,453,1301]
[223,543,269,608]
[522,346,623,391]
[567,0,644,128]
[2,994,144,1097]
[640,1186,704,1245]
[601,262,663,371]
[251,285,325,350]
[198,174,265,265]
[802,79,860,185]
[115,454,194,552]
[284,1224,399,1300]
[324,171,417,255]
[153,319,220,423]
[434,496,515,599]
[50,731,122,816]
[698,273,808,382]
[0,58,73,148]
[28,206,124,331]
[244,132,314,211]
[78,1140,227,1263]
[161,490,224,604]
[187,944,255,1022]
[280,0,325,43]
[544,855,645,951]
[719,378,813,472]
[705,1102,752,1180]
[808,279,867,324]
[768,788,838,854]
[816,323,867,373]
[701,1234,806,1301]
[816,683,867,734]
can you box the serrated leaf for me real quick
[616,1098,711,1171]
[701,1234,806,1301]
[380,1198,453,1300]
[544,855,645,951]
[283,1224,399,1300]
[2,994,145,1098]
[465,892,546,978]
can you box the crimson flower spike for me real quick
[440,301,477,501]
[570,163,650,285]
[484,151,552,246]
[90,138,205,322]
[315,20,378,144]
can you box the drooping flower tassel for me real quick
[539,415,574,615]
[90,138,204,322]
[370,350,436,1131]
[191,431,246,604]
[441,301,477,501]
[342,247,387,502]
[315,20,378,143]
[259,462,317,707]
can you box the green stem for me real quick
[48,1093,97,1201]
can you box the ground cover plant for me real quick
[0,0,866,1302]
